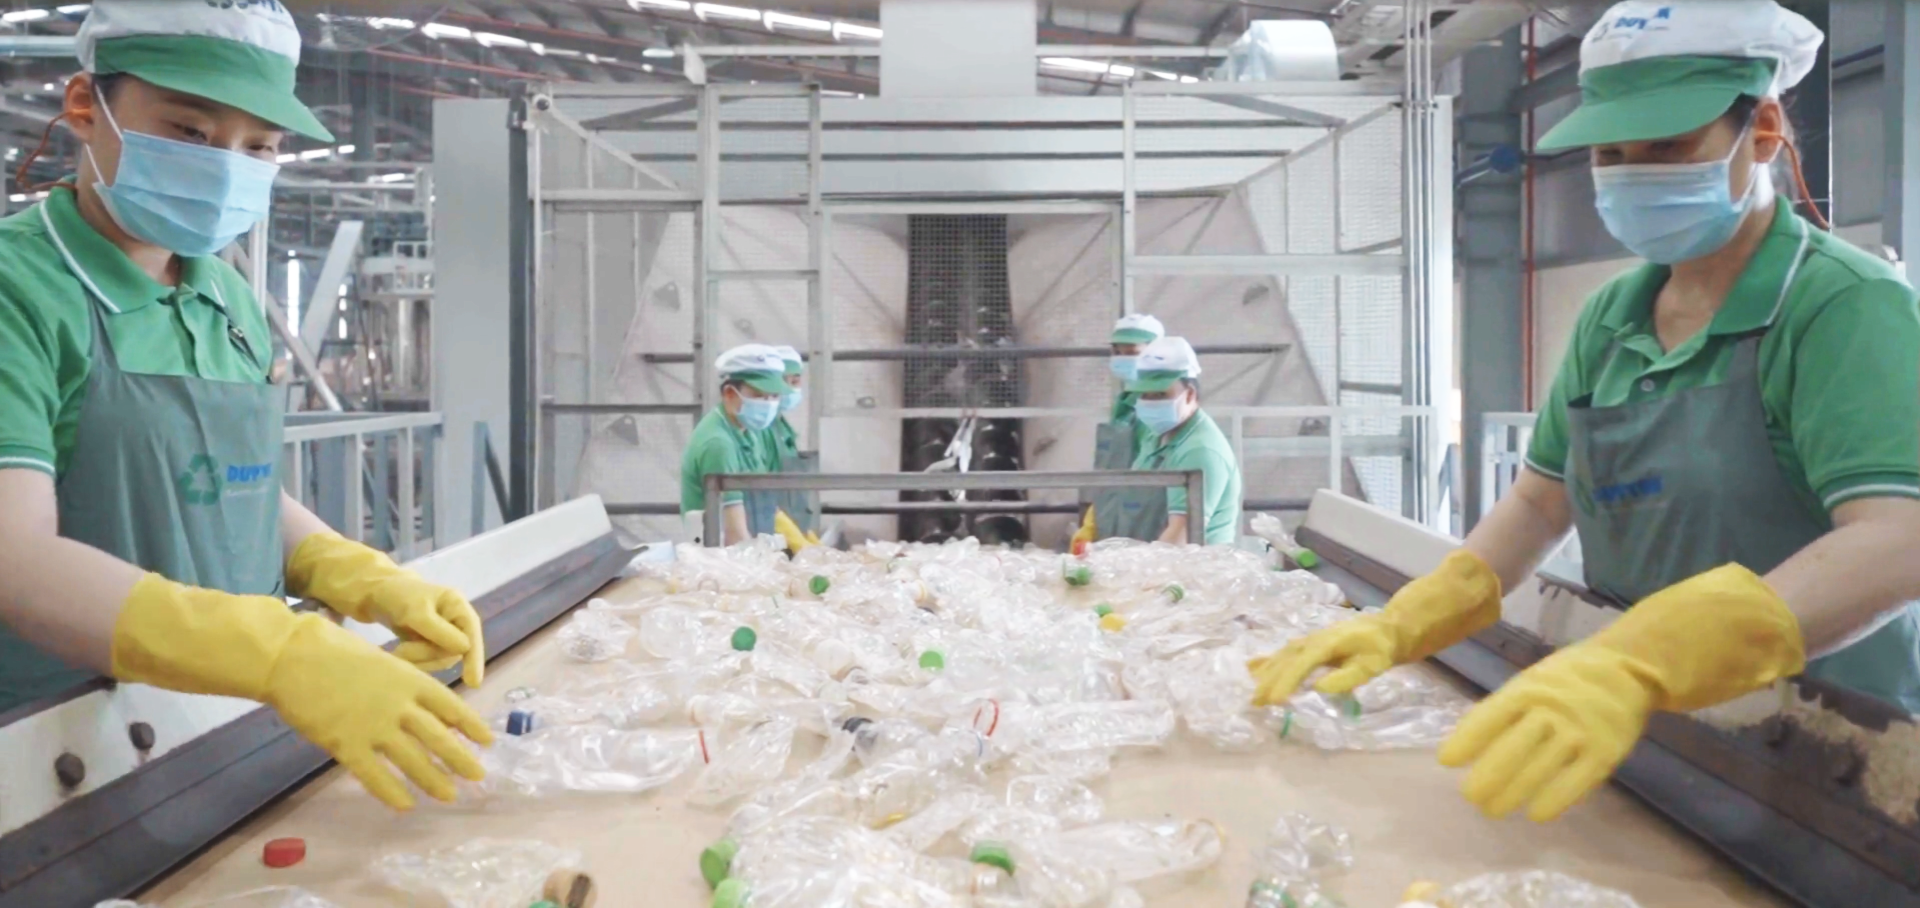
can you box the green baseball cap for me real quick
[78,0,334,142]
[1536,56,1775,152]
[715,344,793,396]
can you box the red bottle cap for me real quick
[262,837,306,868]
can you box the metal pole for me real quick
[806,85,825,447]
[472,422,490,538]
[694,84,721,413]
[703,474,723,546]
[508,87,536,521]
[398,428,416,560]
[1887,0,1920,271]
[373,432,392,552]
[1121,84,1138,315]
[1185,470,1206,545]
[344,434,365,542]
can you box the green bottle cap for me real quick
[730,627,757,652]
[711,878,749,908]
[1165,583,1186,602]
[1278,710,1295,739]
[701,838,740,888]
[970,841,1016,875]
[919,649,945,670]
[1094,603,1113,617]
[529,902,559,908]
[1340,695,1362,719]
[1296,549,1321,569]
[1064,564,1092,586]
[810,575,831,595]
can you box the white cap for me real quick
[1131,336,1202,391]
[1580,1,1821,96]
[1110,313,1166,345]
[714,344,790,393]
[771,345,804,370]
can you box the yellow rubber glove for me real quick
[1438,563,1805,822]
[287,531,485,686]
[1070,506,1097,552]
[773,509,813,552]
[1249,549,1502,705]
[111,573,493,810]
[806,530,821,546]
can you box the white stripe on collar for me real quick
[1762,214,1812,328]
[38,202,121,315]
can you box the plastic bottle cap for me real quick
[1165,583,1186,602]
[262,837,305,868]
[730,627,758,652]
[1099,613,1127,633]
[1094,603,1113,617]
[1063,564,1092,586]
[919,650,945,670]
[711,880,749,908]
[1296,549,1321,569]
[1341,696,1363,719]
[841,716,873,734]
[970,842,1016,875]
[1278,710,1294,739]
[506,710,535,736]
[701,838,740,888]
[810,575,831,595]
[530,902,559,908]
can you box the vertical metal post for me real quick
[538,402,557,508]
[1184,471,1206,545]
[1327,411,1343,494]
[344,434,365,543]
[471,422,490,538]
[1120,85,1138,315]
[703,475,724,546]
[806,85,825,445]
[694,85,721,411]
[398,427,416,560]
[420,427,437,551]
[373,432,392,552]
[1331,132,1344,253]
[1458,26,1525,531]
[1887,0,1920,270]
[247,224,270,313]
[507,87,536,521]
[583,122,599,411]
[284,441,303,501]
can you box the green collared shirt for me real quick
[1135,408,1242,545]
[0,189,269,478]
[681,406,766,512]
[765,416,799,471]
[1528,199,1920,515]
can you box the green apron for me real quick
[1090,394,1162,542]
[0,279,284,714]
[1567,331,1920,713]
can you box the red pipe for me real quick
[1520,17,1537,412]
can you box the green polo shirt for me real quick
[1135,408,1242,545]
[0,189,270,478]
[681,405,766,512]
[1527,199,1920,516]
[765,416,799,471]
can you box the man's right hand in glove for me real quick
[1248,549,1504,705]
[112,573,493,810]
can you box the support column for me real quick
[1457,26,1526,531]
[349,77,376,161]
[1886,0,1920,269]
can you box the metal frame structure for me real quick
[702,470,1208,546]
[283,410,443,561]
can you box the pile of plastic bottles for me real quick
[472,536,1474,906]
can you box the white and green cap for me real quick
[771,345,805,376]
[714,344,791,395]
[1111,313,1166,346]
[1127,336,1201,393]
[78,0,334,142]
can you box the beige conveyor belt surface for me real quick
[140,574,1788,908]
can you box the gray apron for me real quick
[1567,331,1920,713]
[776,449,820,535]
[1090,393,1163,542]
[0,278,284,713]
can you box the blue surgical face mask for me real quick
[85,89,280,258]
[1109,355,1140,382]
[1136,396,1186,436]
[1592,131,1763,265]
[780,387,804,414]
[736,395,780,431]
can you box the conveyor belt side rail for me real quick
[0,533,630,908]
[1296,526,1920,908]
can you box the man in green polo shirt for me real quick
[1127,336,1241,546]
[1077,313,1169,547]
[1252,0,1920,824]
[682,344,789,545]
[0,1,490,812]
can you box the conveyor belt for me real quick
[1297,525,1920,908]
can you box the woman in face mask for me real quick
[1074,313,1169,549]
[1250,0,1920,823]
[683,345,791,546]
[0,1,492,812]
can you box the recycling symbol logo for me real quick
[175,455,223,506]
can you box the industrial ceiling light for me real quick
[628,0,693,10]
[764,11,830,32]
[367,17,417,30]
[56,3,88,12]
[643,47,677,58]
[832,21,881,41]
[420,22,472,40]
[694,3,761,21]
[475,31,529,49]
[1039,57,1110,73]
[1,9,50,22]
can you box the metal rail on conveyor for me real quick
[1293,490,1920,908]
[0,497,634,908]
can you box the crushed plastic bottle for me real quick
[373,839,581,908]
[1273,666,1470,751]
[1245,812,1352,908]
[1404,870,1644,908]
[480,724,704,796]
[556,604,634,662]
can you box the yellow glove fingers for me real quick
[404,712,488,783]
[417,682,495,747]
[340,747,416,811]
[391,644,463,674]
[1313,653,1393,695]
[443,592,487,688]
[1461,711,1558,816]
[1437,691,1525,768]
[1527,751,1618,822]
[401,601,472,661]
[1249,638,1333,707]
[378,732,460,803]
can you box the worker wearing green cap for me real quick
[1075,313,1169,548]
[765,345,820,536]
[1252,0,1920,824]
[1127,336,1241,546]
[683,344,789,545]
[0,1,492,812]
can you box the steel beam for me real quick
[1886,0,1920,269]
[1130,254,1404,277]
[298,221,364,352]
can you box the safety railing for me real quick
[1478,412,1536,517]
[283,411,443,560]
[702,470,1207,547]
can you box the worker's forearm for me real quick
[1158,514,1188,544]
[722,503,750,546]
[280,493,333,564]
[1766,516,1920,656]
[1461,474,1573,594]
[0,528,145,674]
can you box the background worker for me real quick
[682,344,788,545]
[1075,313,1168,548]
[1251,0,1920,824]
[767,345,820,539]
[1127,337,1242,546]
[0,0,490,813]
